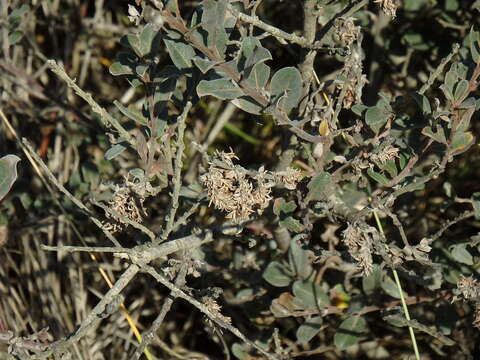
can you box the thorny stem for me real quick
[373,211,421,360]
[159,101,192,243]
[40,232,210,358]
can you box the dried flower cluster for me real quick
[457,276,480,328]
[201,150,273,222]
[375,0,399,18]
[334,17,360,46]
[342,223,374,275]
[457,276,480,301]
[102,179,148,233]
[370,145,400,164]
[203,296,232,325]
[274,167,303,190]
[339,46,367,109]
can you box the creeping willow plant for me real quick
[2,0,480,359]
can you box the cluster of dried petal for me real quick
[334,17,360,46]
[102,181,147,233]
[457,276,480,300]
[201,151,272,222]
[474,304,480,329]
[274,167,303,190]
[370,145,400,164]
[203,297,231,325]
[374,0,399,18]
[339,51,367,109]
[342,223,373,275]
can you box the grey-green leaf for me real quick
[288,239,311,279]
[104,143,128,160]
[292,280,329,309]
[296,316,323,344]
[8,30,23,45]
[334,316,367,350]
[411,92,431,114]
[306,172,332,203]
[114,101,148,125]
[109,52,136,76]
[263,261,293,287]
[280,216,305,233]
[202,0,228,56]
[231,96,263,115]
[164,38,196,70]
[381,275,405,299]
[362,264,382,295]
[0,155,21,202]
[269,67,302,112]
[139,23,156,56]
[365,106,387,134]
[245,62,270,89]
[367,169,389,185]
[454,79,469,102]
[450,243,473,265]
[197,78,243,99]
[469,28,480,63]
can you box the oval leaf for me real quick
[292,280,329,309]
[197,78,243,99]
[263,261,293,287]
[296,316,323,344]
[0,155,21,201]
[365,106,387,134]
[269,67,302,112]
[334,316,367,350]
[164,38,196,70]
[454,79,469,103]
[450,243,473,265]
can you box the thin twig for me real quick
[46,60,133,145]
[141,264,280,360]
[426,210,475,245]
[159,102,192,243]
[21,138,121,247]
[226,4,341,52]
[171,202,201,234]
[93,200,156,241]
[419,43,460,95]
[41,244,132,254]
[133,263,188,359]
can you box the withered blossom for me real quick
[334,17,360,46]
[457,276,480,301]
[102,179,147,233]
[342,223,374,275]
[370,145,400,164]
[374,0,399,18]
[275,167,303,190]
[203,297,231,325]
[201,150,272,222]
